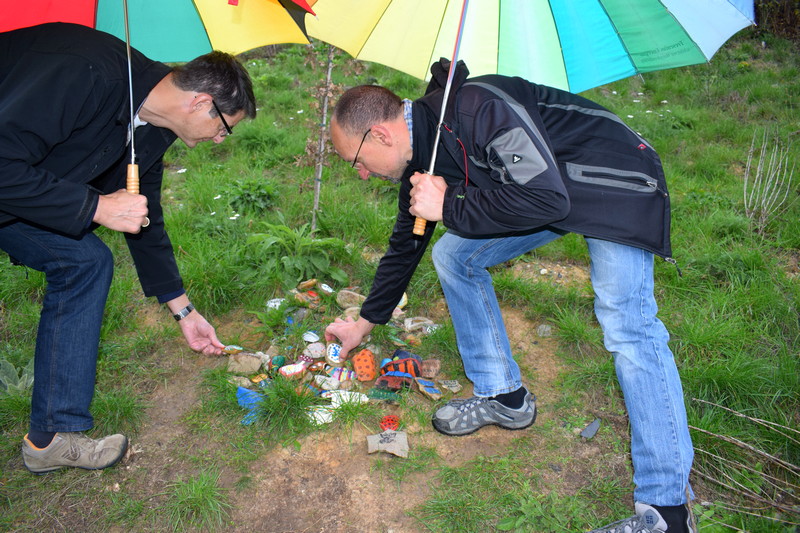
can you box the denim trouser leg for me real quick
[431,230,562,397]
[0,222,113,433]
[587,238,694,505]
[432,229,693,504]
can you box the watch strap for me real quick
[173,303,195,321]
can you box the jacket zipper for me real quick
[565,162,667,196]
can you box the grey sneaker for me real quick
[22,432,128,474]
[432,389,536,436]
[589,502,696,533]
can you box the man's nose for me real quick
[357,166,370,180]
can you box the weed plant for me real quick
[0,30,798,532]
[160,469,232,532]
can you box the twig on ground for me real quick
[692,397,800,446]
[691,468,798,515]
[701,500,800,528]
[689,425,800,476]
[695,447,799,498]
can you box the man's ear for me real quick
[370,124,393,146]
[191,93,213,113]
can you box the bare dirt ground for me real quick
[73,259,633,532]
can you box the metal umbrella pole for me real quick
[123,0,139,195]
[412,0,469,236]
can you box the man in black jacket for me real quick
[324,60,695,533]
[0,23,255,473]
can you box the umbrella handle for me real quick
[414,217,428,235]
[412,216,427,235]
[127,164,139,194]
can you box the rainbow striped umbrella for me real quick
[1,0,316,63]
[306,0,755,93]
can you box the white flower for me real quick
[213,194,222,200]
[176,168,187,174]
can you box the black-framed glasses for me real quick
[351,129,371,168]
[211,100,233,137]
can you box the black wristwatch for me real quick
[173,303,195,321]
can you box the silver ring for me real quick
[142,217,150,228]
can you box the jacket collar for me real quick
[422,58,470,122]
[116,53,173,127]
[405,59,471,178]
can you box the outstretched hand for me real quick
[177,312,225,356]
[324,316,375,360]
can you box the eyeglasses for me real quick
[351,129,371,168]
[211,100,233,137]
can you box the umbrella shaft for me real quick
[427,0,469,174]
[123,0,136,167]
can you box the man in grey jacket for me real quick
[324,60,695,533]
[0,23,255,474]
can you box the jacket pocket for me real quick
[565,162,662,194]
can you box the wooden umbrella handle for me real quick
[412,216,427,235]
[127,164,139,194]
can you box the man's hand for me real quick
[409,172,446,221]
[93,189,149,233]
[177,312,225,356]
[167,296,224,356]
[324,316,375,359]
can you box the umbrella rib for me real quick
[546,0,571,91]
[727,0,757,23]
[595,0,638,75]
[352,2,395,59]
[188,0,214,51]
[495,1,500,75]
[653,0,707,63]
[426,1,453,76]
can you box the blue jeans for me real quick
[432,229,694,506]
[0,222,113,433]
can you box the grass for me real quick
[0,30,798,531]
[160,469,232,531]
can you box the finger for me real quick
[324,329,340,343]
[207,345,223,356]
[208,333,225,349]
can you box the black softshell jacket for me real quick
[0,23,183,296]
[359,60,671,325]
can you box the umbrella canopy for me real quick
[1,0,317,63]
[306,0,756,93]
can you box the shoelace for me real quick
[70,434,106,461]
[456,396,488,413]
[602,518,664,533]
